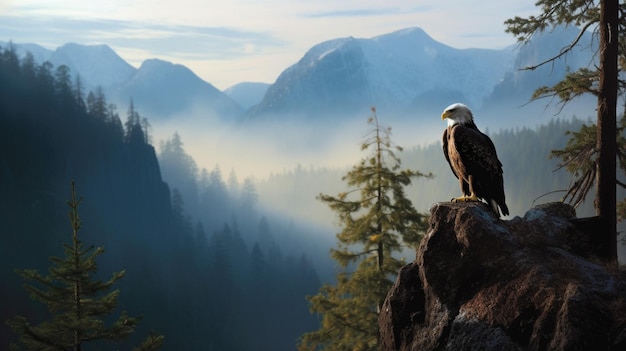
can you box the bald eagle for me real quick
[441,103,509,217]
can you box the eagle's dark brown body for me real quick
[442,105,509,217]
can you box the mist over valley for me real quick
[2,24,622,350]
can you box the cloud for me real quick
[301,6,431,19]
[0,15,286,60]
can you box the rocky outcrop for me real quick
[379,202,626,351]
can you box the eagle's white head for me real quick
[441,103,473,127]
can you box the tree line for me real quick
[0,44,323,350]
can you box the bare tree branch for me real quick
[522,21,596,71]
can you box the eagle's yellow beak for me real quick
[441,111,450,120]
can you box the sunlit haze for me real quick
[2,0,539,183]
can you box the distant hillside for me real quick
[0,47,322,351]
[0,42,243,121]
[478,25,598,129]
[224,82,270,110]
[0,41,52,63]
[48,42,136,89]
[110,58,244,120]
[256,117,601,230]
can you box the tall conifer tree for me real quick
[298,109,430,351]
[505,0,623,263]
[6,182,163,351]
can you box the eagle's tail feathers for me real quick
[500,202,510,217]
[489,199,501,217]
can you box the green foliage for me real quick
[133,332,165,351]
[505,0,604,101]
[0,46,322,349]
[5,182,162,351]
[531,67,599,102]
[125,98,148,144]
[550,122,598,207]
[505,0,626,228]
[551,109,626,215]
[505,0,599,41]
[298,109,430,351]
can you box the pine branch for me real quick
[521,21,596,71]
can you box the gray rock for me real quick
[379,201,626,350]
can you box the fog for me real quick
[148,106,451,236]
[148,101,623,260]
[151,111,441,181]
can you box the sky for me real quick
[1,0,537,90]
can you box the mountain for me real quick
[224,82,270,110]
[247,28,515,120]
[110,58,244,120]
[48,43,137,89]
[0,41,52,63]
[245,26,599,133]
[0,42,136,91]
[478,25,598,128]
[3,25,598,128]
[0,42,243,121]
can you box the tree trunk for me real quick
[597,0,618,264]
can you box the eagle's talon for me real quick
[464,195,480,202]
[452,195,480,203]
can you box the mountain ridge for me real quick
[247,27,516,121]
[109,58,243,120]
[48,43,136,89]
[1,25,597,129]
[224,82,270,110]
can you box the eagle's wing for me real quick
[442,128,459,179]
[453,126,504,189]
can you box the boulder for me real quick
[379,201,626,350]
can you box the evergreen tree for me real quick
[72,75,86,113]
[158,132,200,219]
[141,117,152,145]
[171,188,194,239]
[20,52,37,85]
[5,182,163,351]
[505,0,623,263]
[227,169,240,199]
[239,177,258,214]
[106,102,125,142]
[298,109,430,351]
[54,65,73,110]
[86,87,108,121]
[125,98,145,144]
[198,165,231,229]
[36,61,55,96]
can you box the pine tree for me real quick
[125,98,145,144]
[6,182,163,351]
[86,87,108,121]
[72,75,86,113]
[298,109,430,351]
[54,65,73,109]
[504,0,623,263]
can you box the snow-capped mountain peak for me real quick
[249,27,515,119]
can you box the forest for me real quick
[1,44,621,350]
[0,45,320,350]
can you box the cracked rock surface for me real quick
[379,202,626,351]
